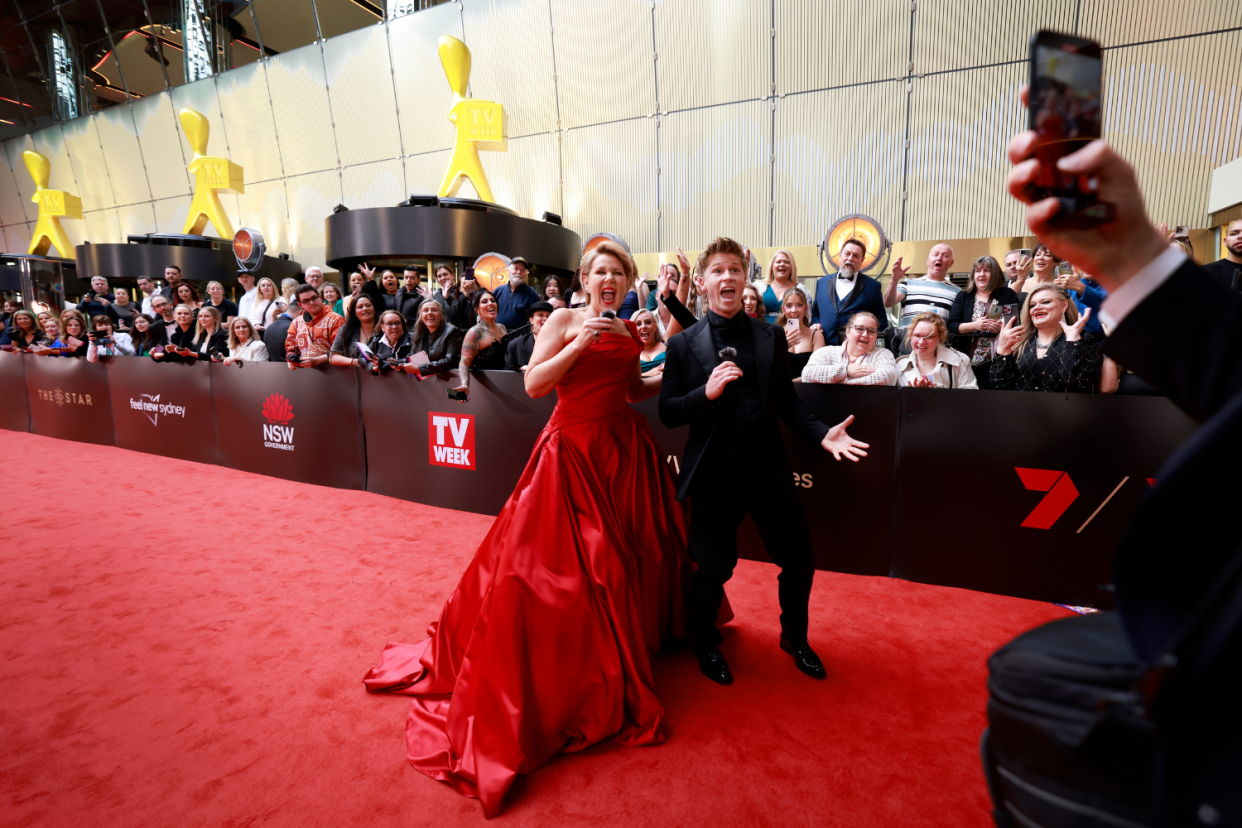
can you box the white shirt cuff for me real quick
[1099,246,1185,330]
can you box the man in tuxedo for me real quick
[999,123,1242,825]
[810,237,888,345]
[659,236,868,686]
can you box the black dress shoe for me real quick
[780,638,826,679]
[696,648,734,685]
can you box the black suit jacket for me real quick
[263,316,292,361]
[658,314,830,501]
[1103,258,1242,828]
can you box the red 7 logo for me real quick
[1015,468,1079,529]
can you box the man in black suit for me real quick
[810,237,888,345]
[505,301,551,370]
[263,299,296,362]
[1004,123,1242,825]
[659,236,868,686]
[156,265,183,304]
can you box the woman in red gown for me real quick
[364,241,694,818]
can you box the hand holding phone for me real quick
[447,387,469,402]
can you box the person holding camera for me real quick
[990,284,1101,392]
[77,276,115,320]
[1010,242,1060,298]
[1055,264,1107,337]
[187,307,228,360]
[947,255,1021,389]
[85,315,135,362]
[57,311,90,357]
[284,284,344,369]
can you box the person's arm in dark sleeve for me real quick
[770,328,830,445]
[990,352,1019,390]
[810,279,821,327]
[661,293,698,330]
[947,290,969,334]
[658,337,715,428]
[1064,336,1103,393]
[504,337,521,370]
[868,282,888,332]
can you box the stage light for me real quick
[541,211,563,226]
[472,252,512,292]
[332,204,349,214]
[820,214,891,276]
[278,253,290,260]
[400,195,440,208]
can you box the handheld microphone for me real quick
[718,346,737,362]
[599,310,616,320]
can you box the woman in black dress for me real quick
[991,284,1101,393]
[774,284,825,380]
[451,290,506,400]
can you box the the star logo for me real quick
[54,388,64,406]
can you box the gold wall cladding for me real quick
[2,1,1240,262]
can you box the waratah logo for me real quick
[262,394,294,424]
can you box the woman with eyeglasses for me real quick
[991,284,1101,393]
[775,285,825,380]
[895,312,977,389]
[800,312,897,385]
[947,256,1021,390]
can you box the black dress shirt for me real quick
[1201,258,1242,292]
[706,309,761,432]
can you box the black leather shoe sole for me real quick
[696,649,734,685]
[780,638,827,679]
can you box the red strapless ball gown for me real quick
[364,325,693,818]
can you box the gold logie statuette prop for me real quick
[179,108,244,239]
[436,35,507,203]
[24,151,82,258]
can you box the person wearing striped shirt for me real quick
[883,242,962,327]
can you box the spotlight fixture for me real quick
[400,194,440,208]
[541,211,563,226]
[332,204,349,214]
[819,213,891,276]
[232,227,266,273]
[278,253,290,260]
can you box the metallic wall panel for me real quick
[905,64,1027,241]
[912,0,1076,75]
[30,128,80,196]
[170,77,230,167]
[388,3,463,157]
[95,106,153,207]
[1080,0,1242,48]
[265,46,338,177]
[4,223,32,255]
[464,0,558,137]
[660,101,770,250]
[775,0,908,94]
[1101,31,1242,227]
[285,170,343,267]
[324,25,403,168]
[341,159,407,210]
[551,0,654,129]
[61,117,116,212]
[152,196,195,235]
[234,179,291,262]
[562,118,659,254]
[655,0,769,112]
[130,92,193,202]
[773,83,907,247]
[216,62,285,183]
[483,132,562,224]
[405,149,453,195]
[0,139,33,225]
[116,202,159,239]
[83,208,122,245]
[5,136,39,223]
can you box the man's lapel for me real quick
[753,317,772,408]
[687,320,718,380]
[845,274,866,309]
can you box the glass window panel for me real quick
[55,0,134,112]
[313,0,383,40]
[249,0,320,54]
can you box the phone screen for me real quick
[1029,32,1110,227]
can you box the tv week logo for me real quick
[262,394,295,452]
[429,412,475,470]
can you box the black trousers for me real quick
[686,448,815,653]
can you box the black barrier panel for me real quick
[210,361,365,489]
[106,358,218,466]
[23,356,114,445]
[0,352,30,433]
[892,389,1198,607]
[361,369,557,515]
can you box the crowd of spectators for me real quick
[3,217,1235,398]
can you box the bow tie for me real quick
[837,273,855,281]
[708,310,747,333]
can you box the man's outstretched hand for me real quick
[1006,86,1167,294]
[821,414,869,462]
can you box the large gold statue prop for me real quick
[24,151,82,258]
[436,35,507,203]
[180,108,244,238]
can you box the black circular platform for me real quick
[325,200,581,275]
[75,234,304,285]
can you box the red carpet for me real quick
[0,430,1068,827]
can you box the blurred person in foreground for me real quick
[895,312,977,389]
[992,118,1242,824]
[801,312,897,386]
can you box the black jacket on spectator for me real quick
[203,298,238,322]
[411,322,464,375]
[157,284,180,305]
[989,333,1102,393]
[1201,258,1241,291]
[946,286,1021,355]
[3,327,44,350]
[505,332,536,370]
[263,315,292,361]
[395,287,425,327]
[163,324,199,361]
[129,323,167,356]
[108,302,138,330]
[440,291,475,331]
[77,292,115,320]
[191,328,229,360]
[1099,259,1242,823]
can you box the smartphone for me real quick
[1000,304,1019,325]
[1056,262,1074,276]
[1019,248,1033,258]
[1029,31,1112,228]
[447,388,468,402]
[285,353,302,364]
[1174,225,1189,237]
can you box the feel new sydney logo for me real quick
[262,394,295,451]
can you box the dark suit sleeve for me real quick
[810,278,822,327]
[1104,261,1242,423]
[504,337,522,370]
[662,294,699,331]
[771,328,831,445]
[658,335,715,428]
[419,328,463,375]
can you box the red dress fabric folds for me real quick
[364,326,691,818]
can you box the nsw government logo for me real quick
[262,393,295,451]
[429,412,475,470]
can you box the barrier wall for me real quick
[0,351,1200,608]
